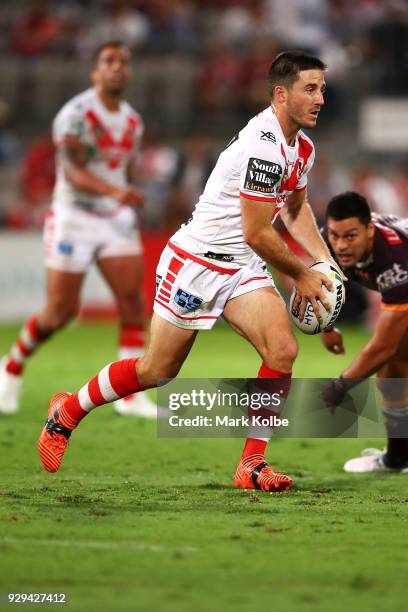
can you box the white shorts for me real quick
[153,241,276,330]
[44,206,143,273]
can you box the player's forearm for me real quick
[283,200,331,261]
[342,340,396,380]
[343,310,408,380]
[65,165,116,198]
[246,226,306,279]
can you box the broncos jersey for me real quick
[327,214,408,311]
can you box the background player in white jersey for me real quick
[38,51,341,491]
[0,41,157,418]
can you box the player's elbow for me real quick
[243,226,261,249]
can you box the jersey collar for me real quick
[269,105,299,151]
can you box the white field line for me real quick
[1,537,198,554]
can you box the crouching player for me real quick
[323,192,408,472]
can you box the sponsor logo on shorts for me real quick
[244,158,282,195]
[204,251,234,263]
[58,242,74,256]
[260,131,276,143]
[174,289,203,313]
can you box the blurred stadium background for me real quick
[1,0,408,321]
[2,3,408,610]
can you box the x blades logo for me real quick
[260,131,276,143]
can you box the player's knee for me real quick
[284,337,299,363]
[262,335,298,370]
[138,357,183,388]
[274,335,298,363]
[155,359,184,381]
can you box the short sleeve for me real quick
[52,103,85,145]
[239,137,283,203]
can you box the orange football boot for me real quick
[38,392,73,473]
[234,454,292,493]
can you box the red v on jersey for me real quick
[85,110,140,169]
[280,143,300,192]
[279,136,313,193]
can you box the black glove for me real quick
[322,377,360,413]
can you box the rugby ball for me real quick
[289,261,345,335]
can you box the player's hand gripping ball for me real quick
[289,261,345,335]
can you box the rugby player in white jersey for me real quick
[0,41,158,418]
[38,51,341,491]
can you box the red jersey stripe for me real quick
[239,275,270,287]
[165,273,177,284]
[240,191,277,203]
[168,255,185,276]
[157,292,170,303]
[374,221,403,245]
[168,242,240,275]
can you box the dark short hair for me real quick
[268,50,326,98]
[92,40,130,65]
[326,191,372,226]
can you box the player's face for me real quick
[285,70,325,129]
[327,217,374,267]
[92,46,131,95]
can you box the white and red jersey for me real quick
[52,87,143,216]
[172,106,315,265]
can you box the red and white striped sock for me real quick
[58,358,142,430]
[5,316,51,376]
[241,364,292,459]
[118,325,145,360]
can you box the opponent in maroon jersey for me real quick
[323,191,408,472]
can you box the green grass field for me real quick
[1,322,407,612]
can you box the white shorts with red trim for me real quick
[44,205,143,273]
[153,241,276,330]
